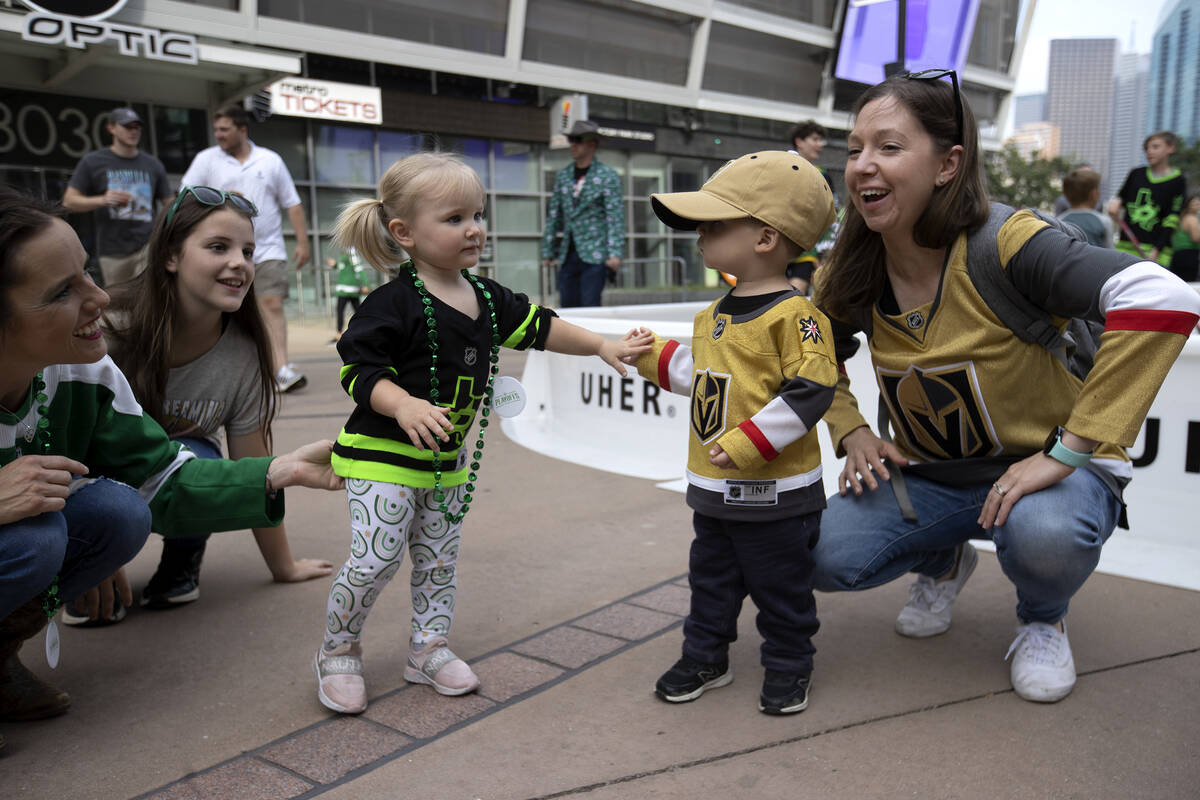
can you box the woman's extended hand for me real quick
[0,455,89,525]
[978,453,1075,529]
[838,426,908,496]
[269,440,344,491]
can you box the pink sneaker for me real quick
[403,636,480,696]
[313,643,367,714]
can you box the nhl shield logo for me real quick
[691,369,730,443]
[464,347,478,366]
[712,318,726,340]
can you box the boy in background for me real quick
[1108,131,1187,265]
[1059,168,1113,248]
[622,151,838,715]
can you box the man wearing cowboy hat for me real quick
[541,120,626,307]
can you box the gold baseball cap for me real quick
[650,150,836,251]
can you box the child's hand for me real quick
[709,444,737,469]
[601,332,653,376]
[395,396,454,451]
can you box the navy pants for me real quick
[683,510,821,675]
[558,248,608,307]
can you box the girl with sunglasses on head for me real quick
[811,72,1200,703]
[100,186,334,617]
[0,186,340,744]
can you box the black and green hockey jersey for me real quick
[1115,167,1187,255]
[332,272,556,486]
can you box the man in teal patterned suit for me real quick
[541,120,626,307]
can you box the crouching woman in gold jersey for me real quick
[811,70,1200,703]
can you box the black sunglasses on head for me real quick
[901,68,964,147]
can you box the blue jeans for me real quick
[812,468,1121,624]
[558,248,608,308]
[684,511,821,674]
[0,478,150,620]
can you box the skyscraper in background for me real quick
[1147,0,1200,142]
[1013,93,1047,127]
[1046,38,1120,197]
[1110,53,1152,199]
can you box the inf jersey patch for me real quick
[799,316,824,343]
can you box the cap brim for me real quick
[650,191,751,231]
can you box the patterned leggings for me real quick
[322,478,464,653]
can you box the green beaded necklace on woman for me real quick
[407,263,500,525]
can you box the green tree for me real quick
[1172,137,1200,192]
[985,144,1074,210]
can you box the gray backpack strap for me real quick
[965,202,1071,354]
[876,402,918,523]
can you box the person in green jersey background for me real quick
[1107,131,1187,265]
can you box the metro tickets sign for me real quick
[269,79,382,126]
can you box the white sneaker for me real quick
[1006,620,1076,702]
[275,363,307,393]
[895,543,978,638]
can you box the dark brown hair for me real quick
[816,76,990,322]
[0,187,65,340]
[1062,168,1101,206]
[215,104,250,131]
[104,193,277,450]
[1144,130,1177,150]
[789,120,828,145]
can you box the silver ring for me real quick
[992,483,1007,497]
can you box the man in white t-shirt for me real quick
[181,105,311,392]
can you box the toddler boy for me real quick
[624,151,838,714]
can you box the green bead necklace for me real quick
[9,372,61,618]
[409,265,500,524]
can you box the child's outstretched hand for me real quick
[615,327,656,366]
[394,396,454,452]
[709,443,738,469]
[601,329,654,376]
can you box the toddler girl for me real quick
[314,153,650,713]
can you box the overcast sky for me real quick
[1014,0,1171,95]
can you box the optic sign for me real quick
[20,0,199,65]
[269,78,382,126]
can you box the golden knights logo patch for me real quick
[691,369,730,443]
[877,362,1000,460]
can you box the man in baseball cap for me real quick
[63,107,172,289]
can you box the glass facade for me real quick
[260,0,509,55]
[523,0,695,85]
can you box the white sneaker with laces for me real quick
[1006,620,1076,702]
[895,543,978,638]
[275,363,307,393]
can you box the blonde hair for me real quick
[333,152,485,275]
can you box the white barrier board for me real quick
[502,303,1200,592]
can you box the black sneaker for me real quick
[654,656,732,703]
[141,541,205,609]
[758,670,811,715]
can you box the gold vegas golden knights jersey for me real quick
[822,210,1200,496]
[635,291,839,521]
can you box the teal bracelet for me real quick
[1047,437,1093,468]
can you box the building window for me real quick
[721,0,837,26]
[703,23,824,105]
[523,0,694,85]
[314,124,375,186]
[259,0,508,55]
